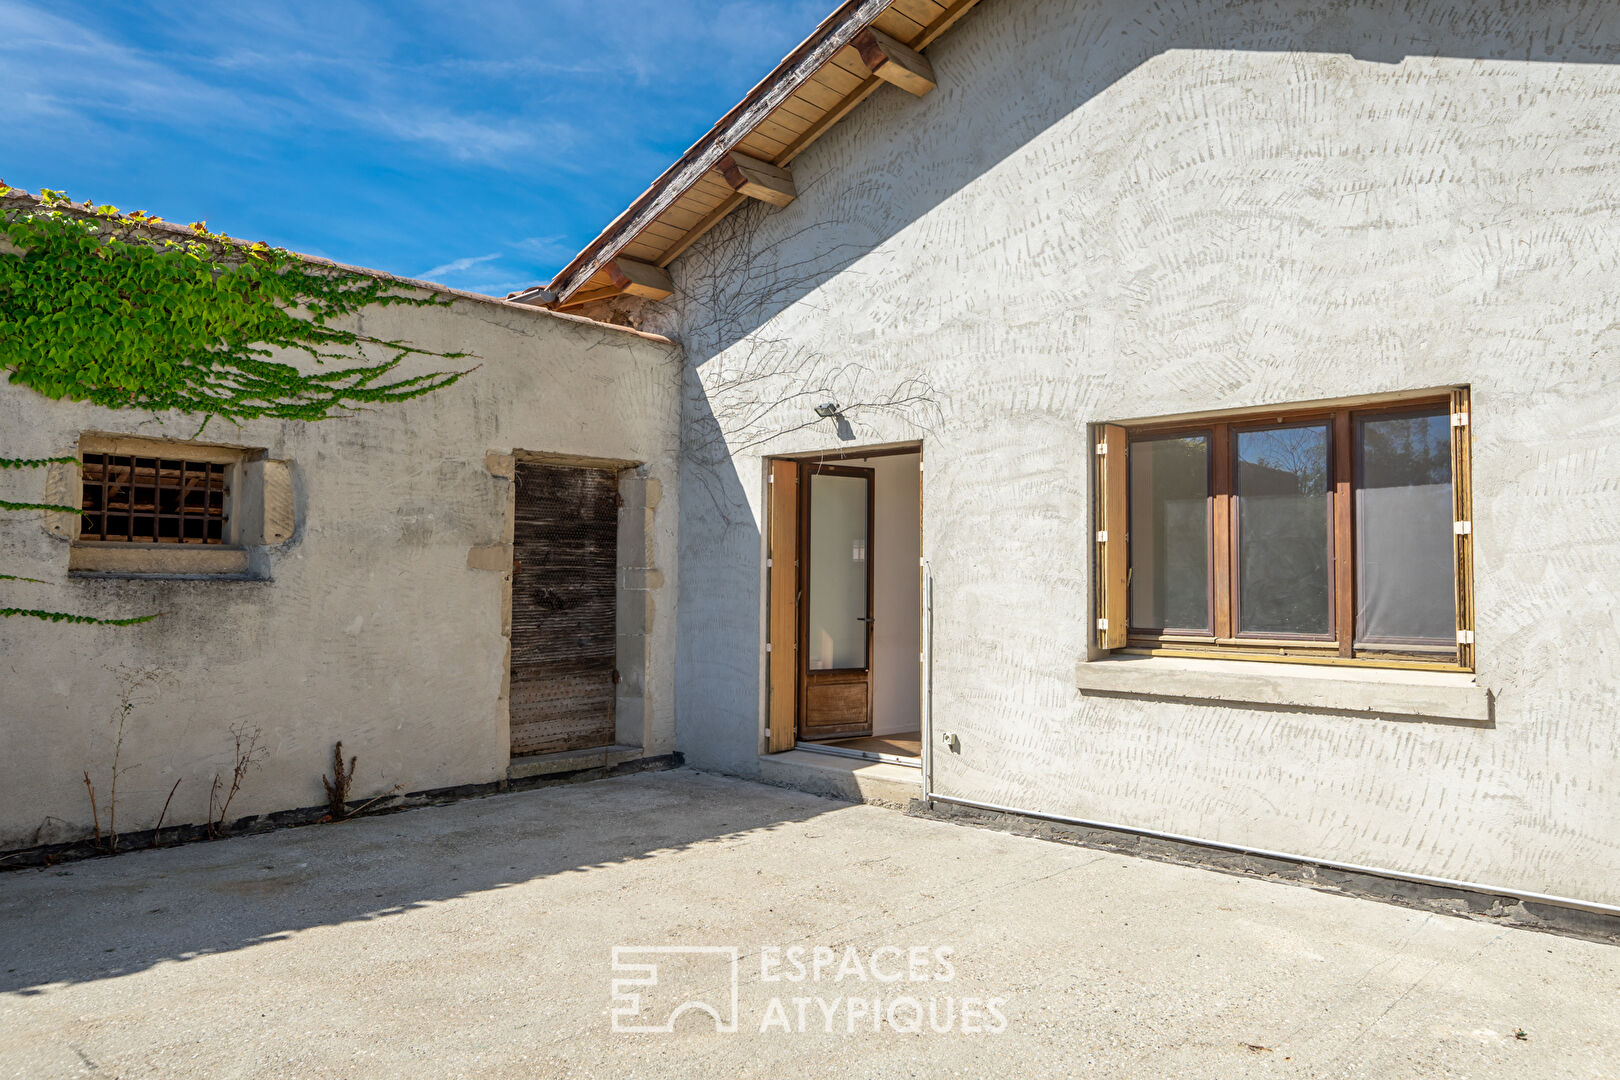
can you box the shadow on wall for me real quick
[669,0,1620,764]
[0,771,840,994]
[682,0,1620,361]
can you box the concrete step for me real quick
[756,749,922,809]
[508,744,644,781]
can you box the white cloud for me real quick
[417,252,501,280]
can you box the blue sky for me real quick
[0,0,828,295]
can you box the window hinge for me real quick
[1095,441,1108,455]
[768,473,775,483]
[1457,629,1475,645]
[1096,618,1109,631]
[1096,530,1108,543]
[1452,411,1470,428]
[767,557,773,567]
[1454,521,1472,535]
[765,642,772,653]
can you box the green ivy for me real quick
[0,607,158,626]
[2,187,474,625]
[0,498,80,512]
[1,188,473,425]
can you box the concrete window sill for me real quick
[68,543,252,578]
[1076,654,1491,723]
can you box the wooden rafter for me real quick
[534,0,988,307]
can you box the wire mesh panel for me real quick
[509,462,619,756]
[79,453,228,544]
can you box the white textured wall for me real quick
[669,0,1620,904]
[0,298,680,850]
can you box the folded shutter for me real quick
[1096,425,1129,650]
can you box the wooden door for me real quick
[798,464,874,740]
[509,462,618,756]
[766,460,800,753]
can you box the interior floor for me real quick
[819,731,921,759]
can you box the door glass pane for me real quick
[1356,411,1455,644]
[807,472,869,670]
[1236,424,1331,635]
[1128,435,1209,631]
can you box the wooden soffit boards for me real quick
[547,0,984,310]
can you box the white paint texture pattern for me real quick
[0,299,680,851]
[667,0,1620,904]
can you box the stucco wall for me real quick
[0,296,680,851]
[667,0,1620,904]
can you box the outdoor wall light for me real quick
[815,402,842,418]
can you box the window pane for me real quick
[1236,424,1331,635]
[806,472,869,670]
[1356,411,1455,643]
[1128,435,1209,631]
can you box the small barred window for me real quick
[79,453,229,544]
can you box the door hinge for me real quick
[767,557,773,568]
[1095,441,1108,455]
[1096,618,1109,631]
[765,642,772,653]
[768,473,774,484]
[1096,530,1108,543]
[612,668,622,684]
[1454,521,1472,535]
[1456,629,1475,645]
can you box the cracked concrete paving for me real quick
[0,769,1614,1080]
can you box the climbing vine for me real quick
[0,186,472,423]
[1,185,475,623]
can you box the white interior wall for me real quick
[863,452,922,736]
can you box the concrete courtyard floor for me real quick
[0,769,1614,1080]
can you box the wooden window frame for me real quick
[1095,389,1474,673]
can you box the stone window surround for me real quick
[49,432,294,578]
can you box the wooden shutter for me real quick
[766,460,799,752]
[1450,388,1475,669]
[1095,425,1129,650]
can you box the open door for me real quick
[798,463,874,740]
[766,459,799,753]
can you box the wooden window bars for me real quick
[79,453,229,545]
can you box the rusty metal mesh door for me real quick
[510,462,618,756]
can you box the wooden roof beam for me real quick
[716,151,798,208]
[606,257,674,300]
[852,27,936,96]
